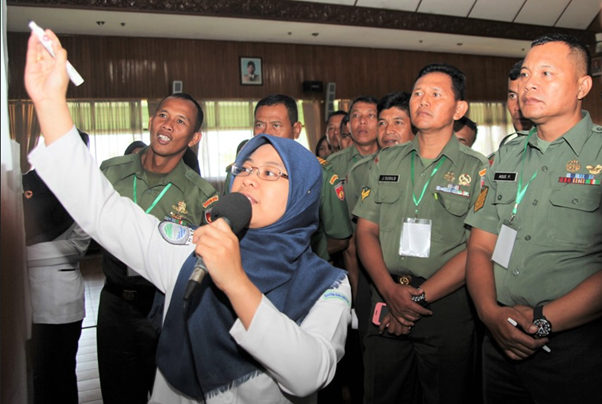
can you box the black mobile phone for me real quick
[372,302,389,325]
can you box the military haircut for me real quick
[328,110,347,122]
[156,93,204,133]
[348,95,379,113]
[339,113,350,133]
[377,91,411,116]
[415,63,466,101]
[531,33,591,77]
[453,116,478,138]
[254,94,298,126]
[508,59,523,81]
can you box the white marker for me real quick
[507,317,551,353]
[29,21,84,86]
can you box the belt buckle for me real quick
[398,275,412,285]
[122,289,137,301]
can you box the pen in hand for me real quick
[507,317,551,353]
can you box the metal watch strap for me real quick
[411,291,430,308]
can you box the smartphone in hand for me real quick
[372,302,389,325]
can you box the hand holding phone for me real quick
[372,302,389,326]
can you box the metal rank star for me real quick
[444,171,455,182]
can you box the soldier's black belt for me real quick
[391,274,426,288]
[104,280,155,303]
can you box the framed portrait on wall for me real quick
[592,56,602,77]
[240,57,263,85]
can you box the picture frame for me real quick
[592,56,602,77]
[240,57,263,86]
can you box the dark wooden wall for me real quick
[7,32,601,124]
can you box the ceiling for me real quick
[6,0,602,58]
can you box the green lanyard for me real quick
[133,176,172,214]
[511,128,538,222]
[411,151,446,215]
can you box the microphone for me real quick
[183,192,252,301]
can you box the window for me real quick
[67,100,147,163]
[198,101,309,192]
[468,102,515,157]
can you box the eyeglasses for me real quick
[231,164,289,181]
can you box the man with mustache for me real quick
[465,33,601,403]
[355,65,488,403]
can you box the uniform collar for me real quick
[131,147,192,192]
[405,133,461,166]
[524,111,593,157]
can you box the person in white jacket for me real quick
[25,29,351,404]
[23,129,91,404]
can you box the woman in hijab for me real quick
[25,29,351,404]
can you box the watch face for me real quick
[533,318,551,337]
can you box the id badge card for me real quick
[491,220,517,269]
[399,218,432,258]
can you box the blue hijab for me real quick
[157,134,346,400]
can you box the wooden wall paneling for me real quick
[7,33,600,125]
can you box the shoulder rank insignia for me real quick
[361,186,371,201]
[317,156,328,166]
[474,186,488,212]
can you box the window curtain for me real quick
[467,102,514,157]
[197,101,255,193]
[302,100,322,154]
[69,100,145,163]
[8,100,40,173]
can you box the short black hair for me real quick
[315,135,332,156]
[415,63,466,101]
[254,94,298,125]
[377,92,411,116]
[348,96,379,114]
[454,116,478,137]
[508,59,523,81]
[339,113,350,133]
[124,140,146,155]
[182,147,201,175]
[327,110,347,123]
[156,93,204,133]
[531,33,591,76]
[77,129,90,148]
[247,61,256,68]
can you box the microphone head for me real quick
[210,192,252,235]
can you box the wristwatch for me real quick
[532,305,552,338]
[411,291,430,308]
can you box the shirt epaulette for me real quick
[593,125,602,133]
[459,145,489,166]
[99,154,137,171]
[184,169,218,198]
